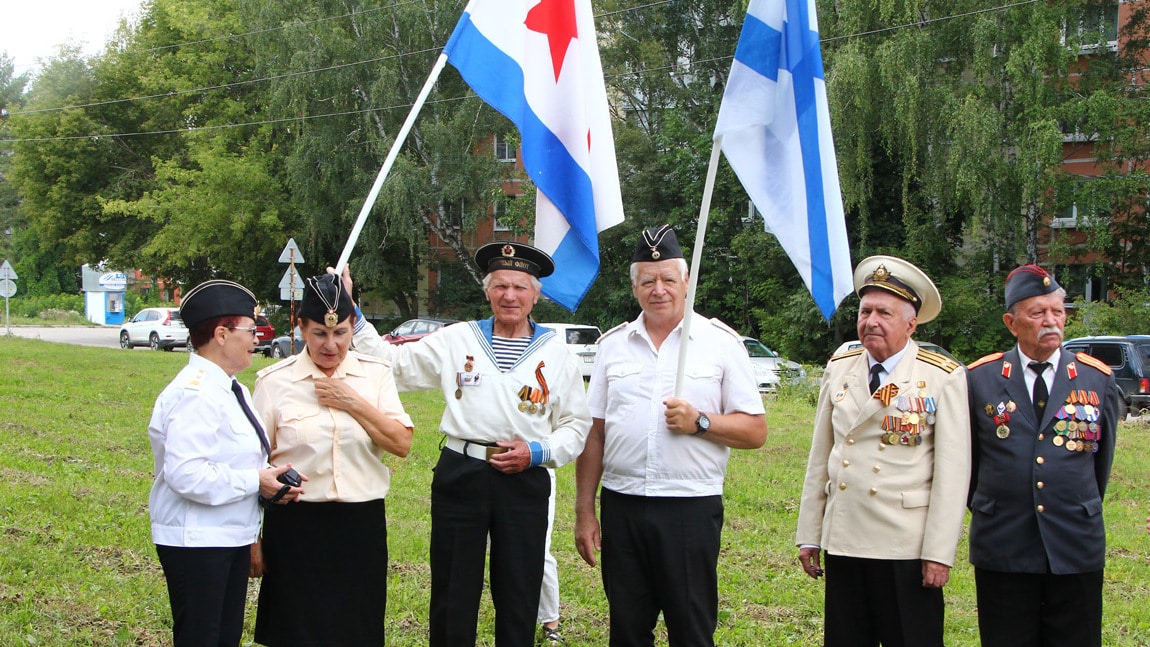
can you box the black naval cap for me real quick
[474,241,555,278]
[300,273,355,328]
[632,224,684,262]
[1005,264,1062,310]
[179,280,258,328]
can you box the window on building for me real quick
[492,195,515,231]
[494,134,516,162]
[1050,202,1092,229]
[1065,2,1119,52]
[1054,264,1108,302]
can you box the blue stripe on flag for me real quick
[543,231,599,308]
[786,0,834,316]
[733,14,782,81]
[446,12,601,309]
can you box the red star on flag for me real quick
[525,0,579,82]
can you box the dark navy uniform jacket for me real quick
[966,347,1121,574]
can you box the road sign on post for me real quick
[0,260,17,336]
[279,268,304,301]
[278,240,305,354]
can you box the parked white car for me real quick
[119,307,188,351]
[541,323,602,379]
[741,336,807,393]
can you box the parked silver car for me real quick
[119,307,188,351]
[741,336,807,393]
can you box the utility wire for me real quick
[0,0,1066,143]
[821,0,1045,43]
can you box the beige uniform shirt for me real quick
[253,350,413,503]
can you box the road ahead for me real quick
[5,326,130,349]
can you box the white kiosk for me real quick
[81,265,127,326]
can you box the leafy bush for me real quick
[7,293,85,319]
[775,371,822,407]
[1066,288,1150,338]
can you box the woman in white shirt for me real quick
[148,280,304,646]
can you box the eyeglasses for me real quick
[228,326,258,335]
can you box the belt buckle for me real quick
[485,446,507,461]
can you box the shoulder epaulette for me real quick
[183,368,206,391]
[257,355,299,379]
[966,352,1004,370]
[707,317,743,341]
[917,348,961,374]
[830,348,865,362]
[597,321,628,342]
[1074,352,1112,376]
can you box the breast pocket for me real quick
[606,362,644,385]
[683,365,722,385]
[277,403,325,445]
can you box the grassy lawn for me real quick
[2,336,1149,645]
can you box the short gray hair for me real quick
[629,258,689,286]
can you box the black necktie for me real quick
[231,379,272,460]
[869,364,883,394]
[1029,362,1050,421]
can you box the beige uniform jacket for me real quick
[796,340,971,566]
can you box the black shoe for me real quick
[540,625,563,646]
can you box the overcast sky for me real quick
[2,0,144,77]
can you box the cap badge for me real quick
[308,275,343,328]
[873,265,890,281]
[1043,276,1051,286]
[501,244,515,258]
[642,225,674,260]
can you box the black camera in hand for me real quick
[260,466,302,509]
[277,467,302,488]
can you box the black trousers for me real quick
[156,544,250,647]
[428,447,550,647]
[600,488,723,647]
[823,553,945,647]
[974,567,1103,647]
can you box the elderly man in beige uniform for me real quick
[797,256,970,647]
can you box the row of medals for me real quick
[1050,401,1102,453]
[517,385,547,415]
[880,392,938,446]
[987,396,1101,453]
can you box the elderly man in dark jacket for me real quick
[966,264,1122,647]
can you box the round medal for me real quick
[1065,439,1078,451]
[996,425,1010,439]
[1053,435,1064,446]
[518,402,529,412]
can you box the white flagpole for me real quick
[334,53,451,274]
[674,137,723,397]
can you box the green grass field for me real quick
[2,337,1149,645]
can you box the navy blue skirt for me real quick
[255,499,388,646]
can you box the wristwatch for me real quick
[693,412,711,436]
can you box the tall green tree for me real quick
[241,0,511,317]
[0,53,29,261]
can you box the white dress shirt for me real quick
[587,313,765,497]
[148,353,264,547]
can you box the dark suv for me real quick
[1062,335,1150,415]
